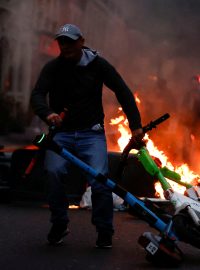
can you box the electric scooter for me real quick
[31,113,188,266]
[118,114,200,263]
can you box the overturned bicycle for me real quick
[31,113,200,266]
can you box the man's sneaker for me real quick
[47,223,69,245]
[96,231,112,248]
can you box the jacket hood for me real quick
[77,47,98,66]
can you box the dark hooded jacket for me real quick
[31,48,142,131]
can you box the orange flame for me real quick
[109,106,200,198]
[69,205,79,209]
[134,92,141,104]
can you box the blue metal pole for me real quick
[60,147,177,239]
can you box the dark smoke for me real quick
[1,0,200,172]
[101,0,200,172]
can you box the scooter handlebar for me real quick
[122,113,170,157]
[142,113,170,133]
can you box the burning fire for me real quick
[110,106,200,199]
[134,92,141,104]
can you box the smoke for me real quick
[100,0,200,172]
[1,0,200,171]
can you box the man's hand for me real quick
[46,113,63,127]
[131,128,144,143]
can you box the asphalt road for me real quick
[0,201,200,270]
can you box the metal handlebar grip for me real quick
[122,113,170,157]
[142,113,170,133]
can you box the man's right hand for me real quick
[131,128,144,143]
[46,113,63,127]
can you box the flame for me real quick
[134,92,141,104]
[145,134,200,198]
[109,106,200,198]
[191,134,195,141]
[69,205,79,209]
[42,204,80,209]
[110,108,133,152]
[110,115,125,125]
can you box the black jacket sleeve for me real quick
[30,62,55,122]
[99,57,142,130]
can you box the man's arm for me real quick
[99,57,144,140]
[30,64,55,123]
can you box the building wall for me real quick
[0,0,35,114]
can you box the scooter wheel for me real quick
[138,232,183,266]
[145,247,182,267]
[173,213,200,249]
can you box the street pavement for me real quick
[0,201,200,270]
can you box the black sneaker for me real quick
[96,231,112,248]
[47,223,69,245]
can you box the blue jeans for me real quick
[44,128,114,233]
